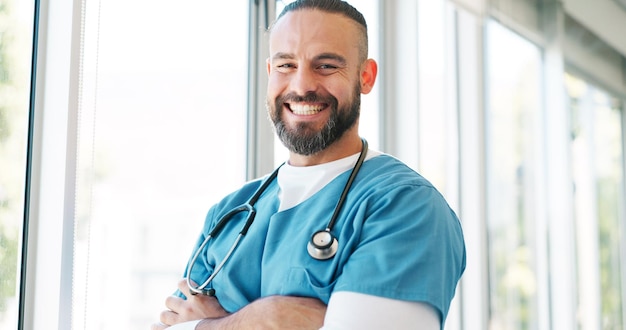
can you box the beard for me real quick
[268,85,361,156]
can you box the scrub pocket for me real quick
[281,267,335,302]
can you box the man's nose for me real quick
[289,67,318,96]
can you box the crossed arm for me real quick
[151,279,326,330]
[152,279,441,330]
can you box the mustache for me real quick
[278,92,336,105]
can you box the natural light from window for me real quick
[73,1,248,328]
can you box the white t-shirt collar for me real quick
[276,150,380,211]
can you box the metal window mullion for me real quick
[247,0,275,180]
[22,0,84,328]
[620,97,626,330]
[456,6,488,330]
[541,2,578,329]
[379,0,419,166]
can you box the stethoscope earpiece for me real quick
[307,230,338,260]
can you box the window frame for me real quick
[23,0,83,327]
[23,0,272,327]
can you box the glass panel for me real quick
[73,1,248,328]
[417,0,456,193]
[567,72,625,330]
[0,0,35,328]
[485,20,543,330]
[273,0,380,165]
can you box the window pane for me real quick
[485,20,543,330]
[567,72,625,330]
[73,1,248,328]
[417,0,456,193]
[0,0,34,328]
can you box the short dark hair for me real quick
[271,0,369,62]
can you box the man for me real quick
[153,0,465,329]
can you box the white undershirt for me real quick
[322,292,440,330]
[277,149,380,211]
[277,150,441,330]
[167,320,201,329]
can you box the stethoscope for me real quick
[187,138,368,296]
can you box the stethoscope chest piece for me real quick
[187,139,368,296]
[307,230,338,260]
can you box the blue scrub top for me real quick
[182,155,466,321]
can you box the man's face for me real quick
[266,10,365,156]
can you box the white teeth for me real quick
[290,104,324,115]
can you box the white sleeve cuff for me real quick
[166,319,202,330]
[321,291,440,330]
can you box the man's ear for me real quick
[266,58,271,75]
[360,59,378,95]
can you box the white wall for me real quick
[562,0,626,57]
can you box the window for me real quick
[485,19,543,330]
[567,72,625,330]
[0,0,35,328]
[417,0,458,195]
[72,0,249,327]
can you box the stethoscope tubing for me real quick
[325,139,367,231]
[187,232,243,295]
[187,167,281,295]
[186,138,368,295]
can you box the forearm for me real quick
[196,296,326,330]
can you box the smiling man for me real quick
[153,1,465,329]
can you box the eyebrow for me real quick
[271,52,295,61]
[315,53,347,66]
[271,52,347,66]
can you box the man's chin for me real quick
[280,135,327,156]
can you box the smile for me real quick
[288,103,326,115]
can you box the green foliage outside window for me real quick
[0,227,18,313]
[0,0,31,316]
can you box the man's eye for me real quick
[319,64,338,70]
[277,63,295,69]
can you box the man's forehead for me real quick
[269,9,361,54]
[270,9,359,38]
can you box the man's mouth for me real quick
[287,103,326,115]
